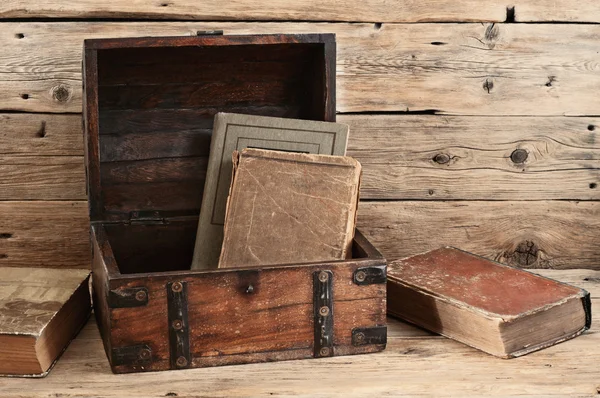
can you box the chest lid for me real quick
[83,33,336,224]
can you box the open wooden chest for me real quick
[83,33,387,374]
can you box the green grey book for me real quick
[191,113,349,270]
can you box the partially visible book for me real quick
[218,148,361,269]
[191,113,349,270]
[0,268,91,377]
[387,247,591,358]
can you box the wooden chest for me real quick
[83,33,387,374]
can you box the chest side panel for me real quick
[107,261,385,373]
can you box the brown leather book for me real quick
[218,148,361,268]
[387,247,591,358]
[0,268,91,377]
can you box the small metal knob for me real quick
[171,282,183,293]
[139,348,151,360]
[176,356,188,367]
[319,271,329,282]
[172,320,183,330]
[354,332,366,344]
[135,290,147,302]
[355,271,366,283]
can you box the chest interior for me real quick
[87,36,335,274]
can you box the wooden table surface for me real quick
[1,269,598,398]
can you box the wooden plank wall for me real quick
[0,2,598,270]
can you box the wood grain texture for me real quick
[2,114,599,201]
[0,156,85,200]
[515,1,600,22]
[345,115,600,200]
[0,22,598,115]
[1,0,598,23]
[0,113,81,156]
[0,201,90,268]
[2,200,600,270]
[0,0,508,22]
[358,200,600,270]
[0,269,597,396]
[107,260,385,373]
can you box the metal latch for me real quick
[196,30,224,36]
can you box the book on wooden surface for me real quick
[0,268,91,377]
[387,247,591,358]
[218,148,361,269]
[191,113,349,270]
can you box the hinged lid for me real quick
[83,33,336,224]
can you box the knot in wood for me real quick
[485,24,500,42]
[508,241,540,267]
[510,149,528,164]
[433,153,451,165]
[483,79,494,94]
[51,84,72,103]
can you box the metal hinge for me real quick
[128,211,166,225]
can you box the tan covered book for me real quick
[218,148,361,268]
[0,268,91,377]
[387,247,591,358]
[191,113,349,270]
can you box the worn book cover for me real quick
[191,113,349,270]
[0,268,91,377]
[387,247,591,358]
[218,148,361,269]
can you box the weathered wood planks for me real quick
[0,22,598,115]
[0,268,598,397]
[2,200,599,270]
[0,201,90,268]
[0,1,508,22]
[515,1,600,22]
[358,201,600,269]
[3,1,600,23]
[346,115,600,201]
[2,114,599,201]
[0,156,85,200]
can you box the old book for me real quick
[0,268,91,377]
[218,148,361,268]
[387,247,591,358]
[191,113,349,270]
